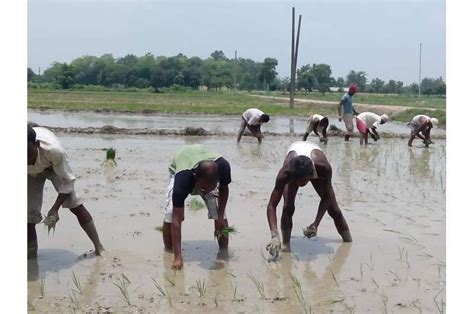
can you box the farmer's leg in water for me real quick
[28,223,38,259]
[248,125,263,144]
[162,222,173,251]
[281,183,298,244]
[310,180,352,242]
[70,205,104,255]
[210,184,230,250]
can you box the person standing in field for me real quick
[265,141,352,258]
[408,114,438,147]
[338,83,359,141]
[237,108,270,144]
[161,144,232,270]
[355,112,390,145]
[27,124,104,259]
[302,113,329,143]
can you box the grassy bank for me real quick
[28,89,338,116]
[252,91,446,109]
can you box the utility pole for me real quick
[418,42,422,97]
[234,50,238,93]
[289,7,302,109]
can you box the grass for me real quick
[71,271,82,294]
[188,197,205,210]
[193,279,207,298]
[248,274,266,299]
[252,90,446,109]
[151,278,173,306]
[28,89,335,117]
[215,225,238,240]
[114,273,131,306]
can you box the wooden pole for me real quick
[293,14,302,93]
[290,7,295,109]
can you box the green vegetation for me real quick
[392,109,446,128]
[27,89,337,117]
[253,91,445,109]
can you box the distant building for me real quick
[329,87,348,92]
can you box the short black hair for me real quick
[28,125,37,144]
[320,117,329,126]
[261,114,270,123]
[194,161,219,183]
[288,156,315,180]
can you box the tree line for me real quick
[28,50,446,96]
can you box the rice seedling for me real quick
[101,148,117,167]
[39,278,45,297]
[388,270,401,282]
[71,271,82,294]
[291,273,313,313]
[370,277,379,289]
[151,278,167,297]
[433,289,445,314]
[154,225,163,232]
[194,279,207,298]
[114,273,131,306]
[188,197,205,210]
[214,295,219,308]
[230,282,245,302]
[69,290,81,311]
[215,225,238,240]
[329,124,338,131]
[248,274,266,299]
[164,275,176,287]
[330,269,339,287]
[42,213,59,235]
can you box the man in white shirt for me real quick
[408,115,438,147]
[302,113,329,143]
[237,108,270,144]
[27,125,104,259]
[355,112,390,145]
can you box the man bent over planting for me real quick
[27,124,104,259]
[407,114,438,147]
[266,141,352,258]
[162,144,232,270]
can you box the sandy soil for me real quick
[28,135,445,313]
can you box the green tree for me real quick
[346,70,367,92]
[56,63,75,89]
[369,78,385,93]
[257,57,278,90]
[27,67,36,81]
[210,50,227,60]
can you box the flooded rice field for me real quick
[27,132,445,313]
[28,110,446,137]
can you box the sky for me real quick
[28,0,445,84]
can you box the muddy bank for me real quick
[36,124,446,140]
[28,134,445,313]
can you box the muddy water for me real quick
[28,135,445,313]
[28,109,446,136]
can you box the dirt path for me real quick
[250,94,444,116]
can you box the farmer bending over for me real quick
[266,141,352,258]
[355,112,390,145]
[302,114,329,143]
[27,124,104,259]
[162,144,232,270]
[407,115,438,147]
[237,108,270,144]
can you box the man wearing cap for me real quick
[265,141,352,259]
[302,113,329,143]
[237,108,270,144]
[355,112,390,145]
[161,144,232,270]
[27,124,104,259]
[407,115,438,147]
[338,83,359,141]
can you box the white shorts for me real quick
[162,173,226,223]
[343,113,354,132]
[28,168,83,224]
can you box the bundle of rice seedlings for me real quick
[42,213,59,235]
[302,226,317,238]
[215,225,238,240]
[188,197,205,210]
[101,148,117,167]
